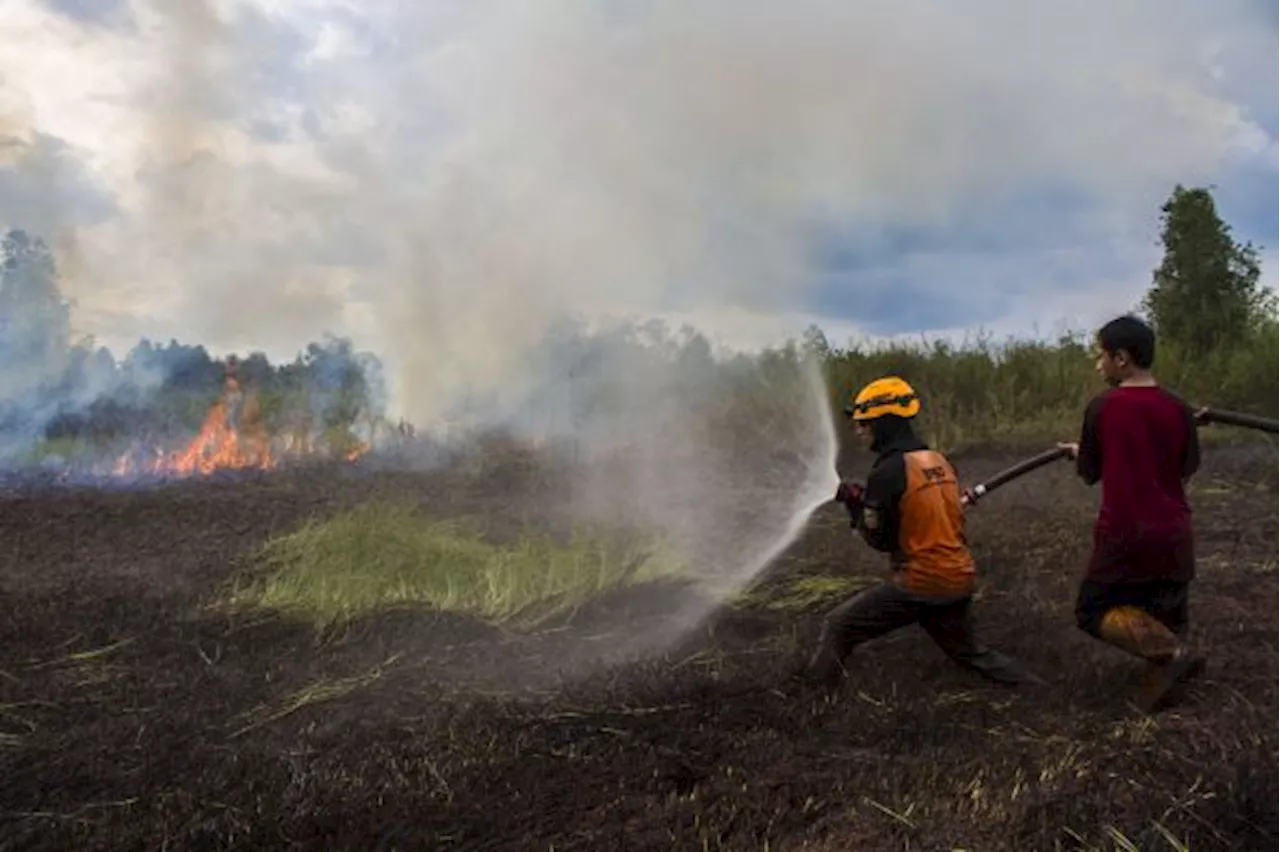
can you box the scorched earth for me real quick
[0,440,1275,851]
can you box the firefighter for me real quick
[1057,314,1205,712]
[804,376,1042,690]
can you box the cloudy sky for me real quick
[1,0,1276,420]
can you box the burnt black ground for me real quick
[0,443,1276,851]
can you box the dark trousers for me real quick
[808,582,1037,686]
[1075,578,1191,640]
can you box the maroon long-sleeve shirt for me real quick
[1075,385,1200,583]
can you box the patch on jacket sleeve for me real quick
[862,506,880,529]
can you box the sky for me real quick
[1,0,1277,423]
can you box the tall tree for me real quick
[0,228,72,395]
[1143,185,1274,357]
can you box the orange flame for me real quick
[168,398,275,475]
[111,397,275,478]
[108,370,370,478]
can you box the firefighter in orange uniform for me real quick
[805,376,1042,689]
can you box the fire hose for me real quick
[832,405,1277,515]
[831,446,1071,518]
[959,446,1070,507]
[1196,407,1279,434]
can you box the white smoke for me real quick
[1,0,1269,424]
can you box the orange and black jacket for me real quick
[856,428,975,598]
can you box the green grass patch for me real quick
[737,574,876,612]
[223,502,686,629]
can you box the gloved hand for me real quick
[834,480,865,525]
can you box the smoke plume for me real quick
[5,0,1265,423]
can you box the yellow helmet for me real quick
[846,376,921,421]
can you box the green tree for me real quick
[0,228,72,397]
[800,323,831,361]
[1142,185,1274,358]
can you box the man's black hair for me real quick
[1097,314,1156,369]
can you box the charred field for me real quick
[0,441,1276,852]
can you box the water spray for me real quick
[720,362,841,593]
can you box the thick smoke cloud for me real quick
[3,0,1272,427]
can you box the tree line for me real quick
[811,185,1276,447]
[0,184,1274,463]
[0,229,388,460]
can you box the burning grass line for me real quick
[229,654,402,739]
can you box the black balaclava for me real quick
[869,414,917,454]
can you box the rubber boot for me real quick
[1098,606,1203,712]
[1098,606,1179,662]
[964,649,1048,687]
[800,631,847,692]
[1133,647,1206,713]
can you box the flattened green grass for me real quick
[224,502,685,629]
[754,574,877,611]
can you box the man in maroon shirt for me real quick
[1059,314,1205,712]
